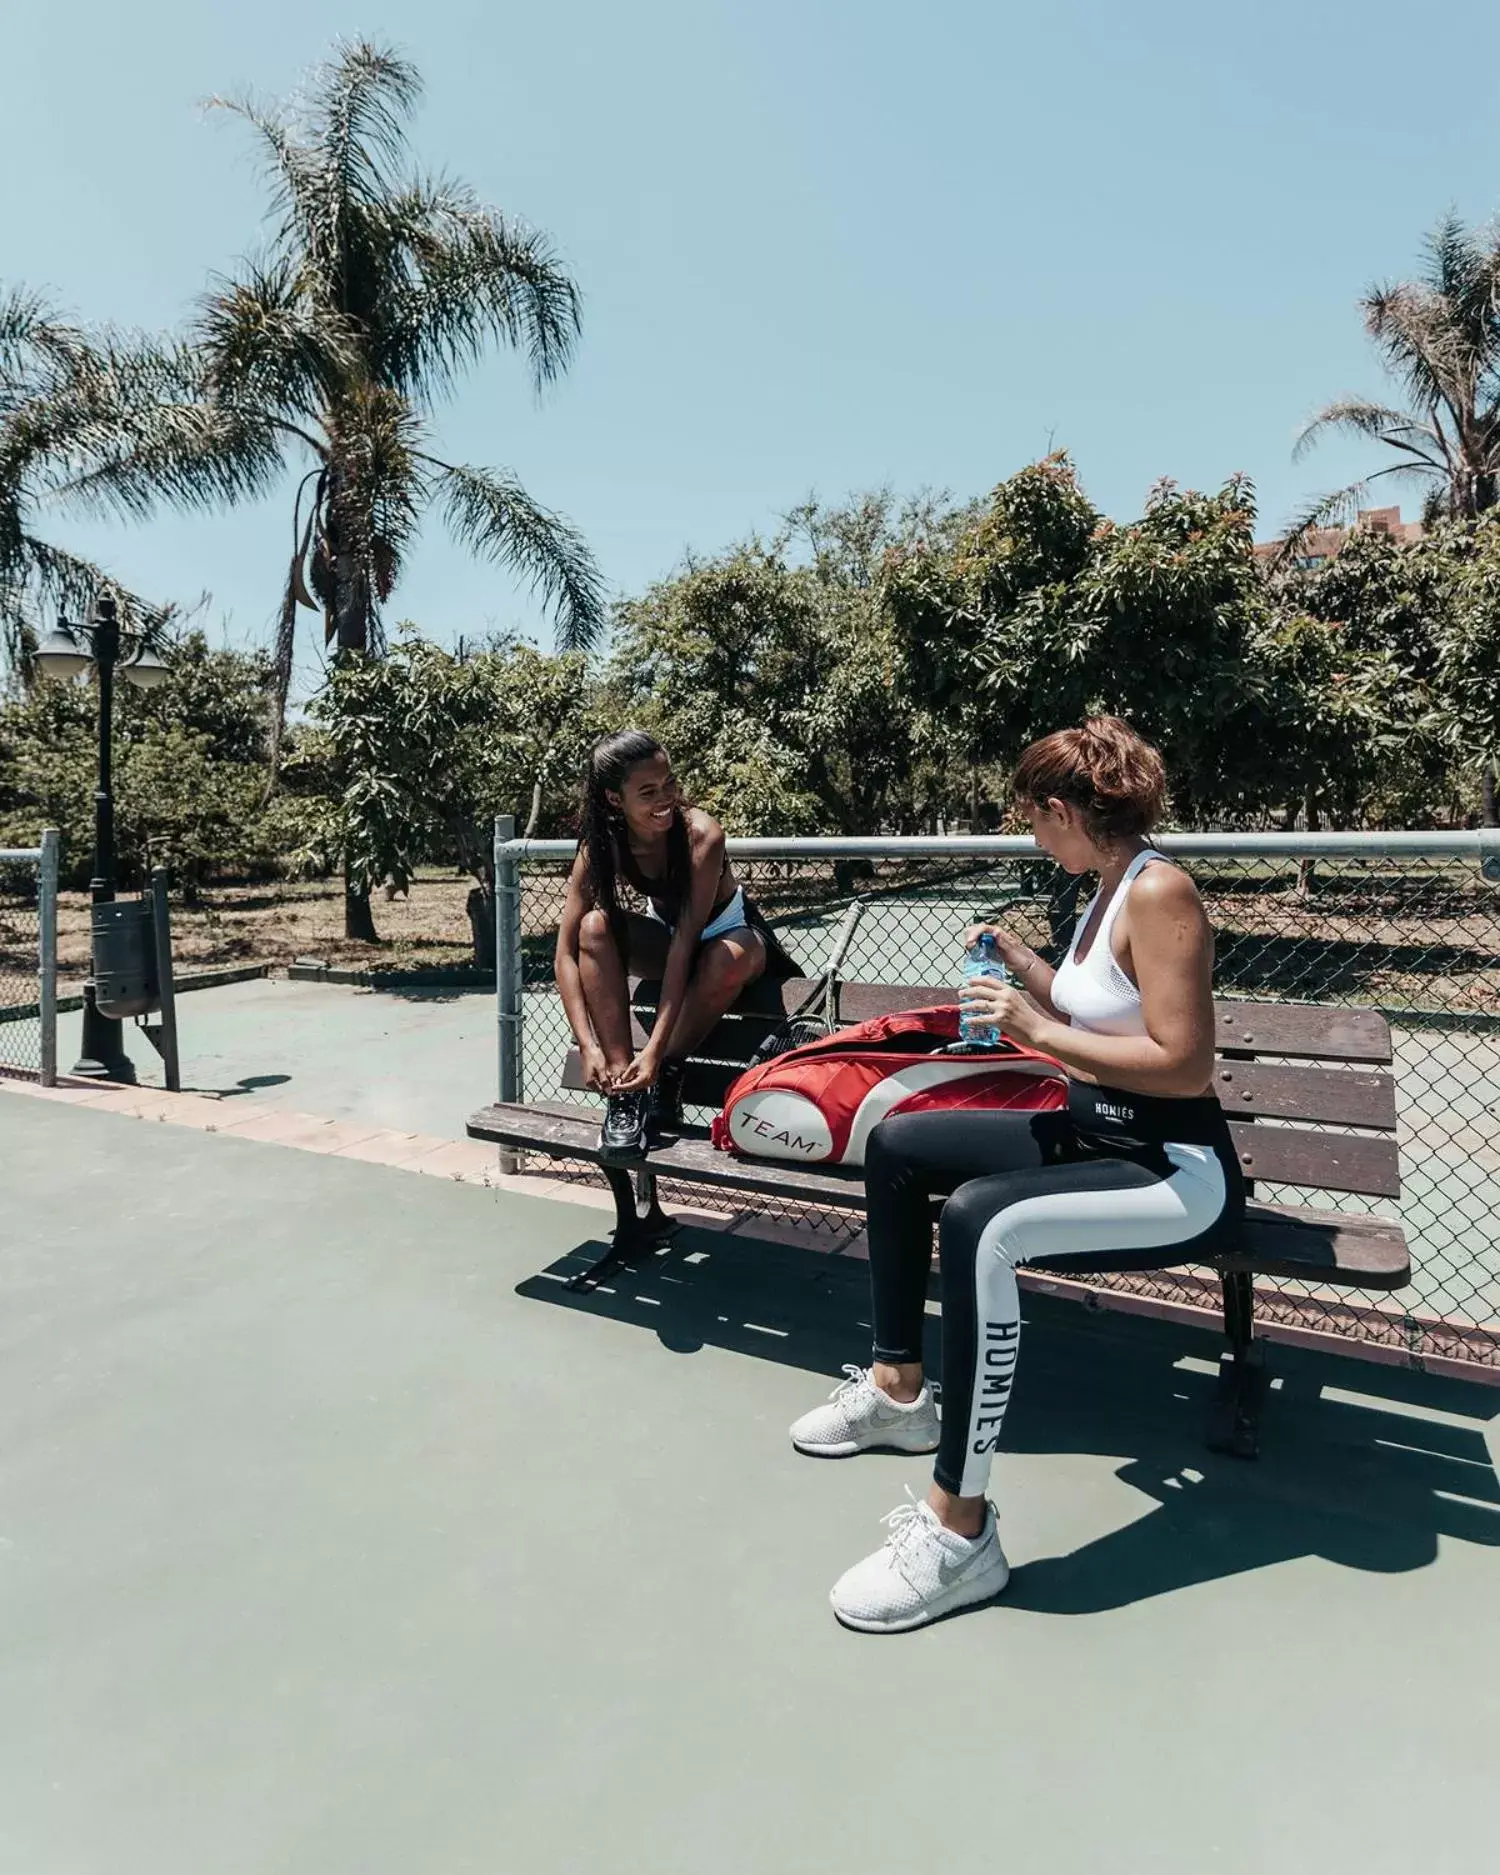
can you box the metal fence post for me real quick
[37,828,59,1087]
[149,868,180,1092]
[495,813,522,1173]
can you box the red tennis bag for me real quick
[710,1005,1067,1168]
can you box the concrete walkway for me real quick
[55,975,499,1143]
[2,1095,1498,1875]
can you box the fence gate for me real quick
[0,830,60,1087]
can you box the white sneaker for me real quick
[789,1365,941,1458]
[830,1490,1010,1633]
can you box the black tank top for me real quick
[617,821,732,921]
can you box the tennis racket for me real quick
[749,896,866,1065]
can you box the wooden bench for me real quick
[468,974,1411,1457]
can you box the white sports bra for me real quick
[1050,848,1169,1036]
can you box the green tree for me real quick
[85,39,605,936]
[1274,522,1459,826]
[1291,213,1500,822]
[1432,512,1500,812]
[0,630,292,891]
[307,633,593,964]
[883,458,1274,823]
[608,492,959,835]
[881,455,1098,818]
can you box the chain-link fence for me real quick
[496,829,1500,1375]
[0,831,59,1086]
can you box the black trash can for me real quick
[92,900,157,1019]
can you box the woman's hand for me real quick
[963,922,1034,974]
[610,1045,663,1095]
[579,1044,614,1094]
[959,975,1050,1047]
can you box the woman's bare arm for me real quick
[630,813,726,1078]
[553,851,599,1053]
[965,870,1217,1097]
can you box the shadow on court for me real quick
[518,1224,1500,1616]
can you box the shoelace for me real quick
[607,1090,648,1126]
[879,1487,948,1592]
[880,1487,931,1557]
[828,1362,875,1404]
[882,1487,995,1597]
[829,1364,935,1424]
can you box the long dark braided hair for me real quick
[581,730,692,955]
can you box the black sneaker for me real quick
[648,1059,686,1141]
[600,1089,650,1158]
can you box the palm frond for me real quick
[1269,468,1431,573]
[1423,213,1485,307]
[0,286,65,374]
[1293,397,1446,466]
[345,383,427,574]
[1364,281,1466,416]
[0,535,166,682]
[377,179,581,396]
[55,336,287,520]
[304,38,422,301]
[1266,484,1371,573]
[19,536,113,615]
[203,92,325,263]
[196,257,353,420]
[264,537,306,784]
[434,458,605,651]
[309,38,421,198]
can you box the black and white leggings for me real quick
[865,1082,1244,1498]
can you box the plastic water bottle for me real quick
[958,933,1008,1048]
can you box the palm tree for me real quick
[89,39,605,936]
[0,289,182,684]
[1293,215,1500,533]
[1292,214,1500,824]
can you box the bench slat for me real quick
[557,1050,1400,1194]
[473,1103,1404,1206]
[1211,1062,1396,1129]
[469,1101,866,1206]
[630,977,1395,1066]
[570,1048,1398,1134]
[466,1103,1408,1290]
[838,987,1397,1065]
[1225,1122,1400,1198]
[1210,999,1393,1065]
[1221,1204,1410,1287]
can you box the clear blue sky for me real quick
[8,0,1500,688]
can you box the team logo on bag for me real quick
[730,1093,833,1160]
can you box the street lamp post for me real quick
[34,596,169,1081]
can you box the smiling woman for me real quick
[552,729,792,1158]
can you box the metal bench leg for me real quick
[566,1165,679,1293]
[1207,1268,1268,1460]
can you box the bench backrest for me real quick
[559,976,1400,1202]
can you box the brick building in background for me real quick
[1254,504,1423,570]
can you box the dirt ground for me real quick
[47,872,479,989]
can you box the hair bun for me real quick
[1011,716,1167,839]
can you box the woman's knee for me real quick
[866,1113,931,1177]
[699,933,761,995]
[940,1178,1023,1273]
[579,908,613,956]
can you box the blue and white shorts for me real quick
[645,885,750,943]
